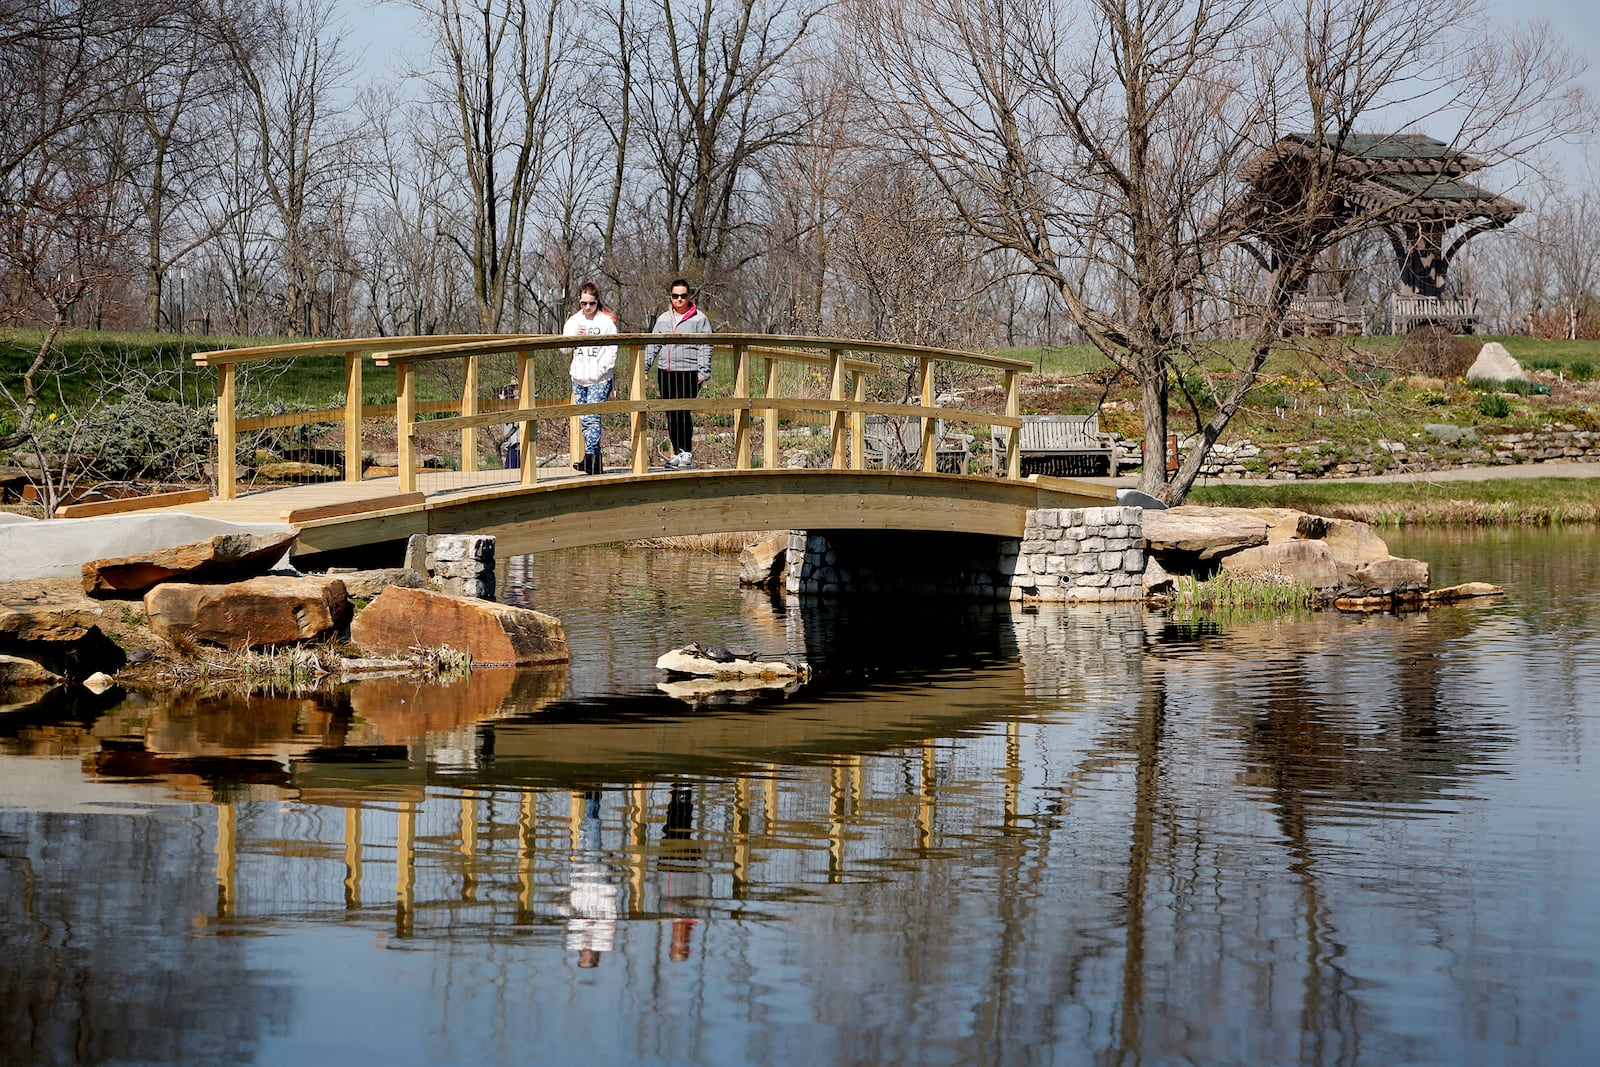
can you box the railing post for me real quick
[850,372,866,470]
[344,349,363,483]
[918,355,937,473]
[518,348,536,485]
[1004,368,1021,480]
[396,359,417,494]
[215,361,237,500]
[829,347,847,469]
[460,353,479,475]
[628,344,648,474]
[567,353,583,470]
[733,343,751,469]
[761,355,779,470]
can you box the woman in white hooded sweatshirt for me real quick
[564,281,619,475]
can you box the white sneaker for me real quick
[671,451,693,468]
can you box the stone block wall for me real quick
[784,506,1146,603]
[1116,425,1600,480]
[406,533,496,599]
[1009,506,1144,602]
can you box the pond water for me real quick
[2,528,1598,1066]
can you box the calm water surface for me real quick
[2,528,1598,1066]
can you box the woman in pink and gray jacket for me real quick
[643,278,713,468]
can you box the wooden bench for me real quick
[863,415,973,474]
[991,414,1118,477]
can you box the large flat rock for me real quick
[738,533,788,587]
[1219,539,1341,588]
[84,531,297,597]
[1143,506,1269,559]
[656,647,804,679]
[0,602,126,679]
[0,514,292,581]
[145,575,351,650]
[349,586,568,666]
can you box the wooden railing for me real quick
[192,335,514,500]
[195,333,1030,499]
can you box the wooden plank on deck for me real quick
[281,492,427,524]
[56,489,213,518]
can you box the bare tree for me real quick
[0,0,146,186]
[105,2,234,331]
[353,87,465,335]
[1533,184,1600,339]
[1,0,148,502]
[830,159,998,349]
[628,0,826,307]
[401,0,568,331]
[850,0,1589,500]
[216,0,357,336]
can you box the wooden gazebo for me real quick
[1237,133,1523,332]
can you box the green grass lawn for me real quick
[1189,477,1600,525]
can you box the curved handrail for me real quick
[192,334,517,366]
[370,332,1033,374]
[193,333,1028,499]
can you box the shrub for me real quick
[1393,327,1478,378]
[1476,393,1511,418]
[1171,369,1216,412]
[1570,360,1596,381]
[1255,388,1289,413]
[1553,406,1600,431]
[36,399,213,481]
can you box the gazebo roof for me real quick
[1239,133,1523,225]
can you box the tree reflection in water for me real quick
[0,534,1592,1065]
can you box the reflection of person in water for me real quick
[563,790,621,969]
[662,782,701,962]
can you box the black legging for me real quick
[657,369,701,454]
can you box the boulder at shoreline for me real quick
[349,586,569,667]
[1145,504,1437,601]
[83,531,297,597]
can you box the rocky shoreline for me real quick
[0,503,1507,699]
[1,532,569,695]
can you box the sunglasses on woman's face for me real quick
[579,300,597,307]
[670,292,690,300]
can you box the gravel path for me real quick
[1089,459,1600,488]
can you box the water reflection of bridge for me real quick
[205,666,1070,936]
[2,600,1522,1063]
[76,601,1150,936]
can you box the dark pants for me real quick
[657,369,700,454]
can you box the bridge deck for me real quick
[146,466,539,524]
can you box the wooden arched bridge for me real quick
[147,333,1114,557]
